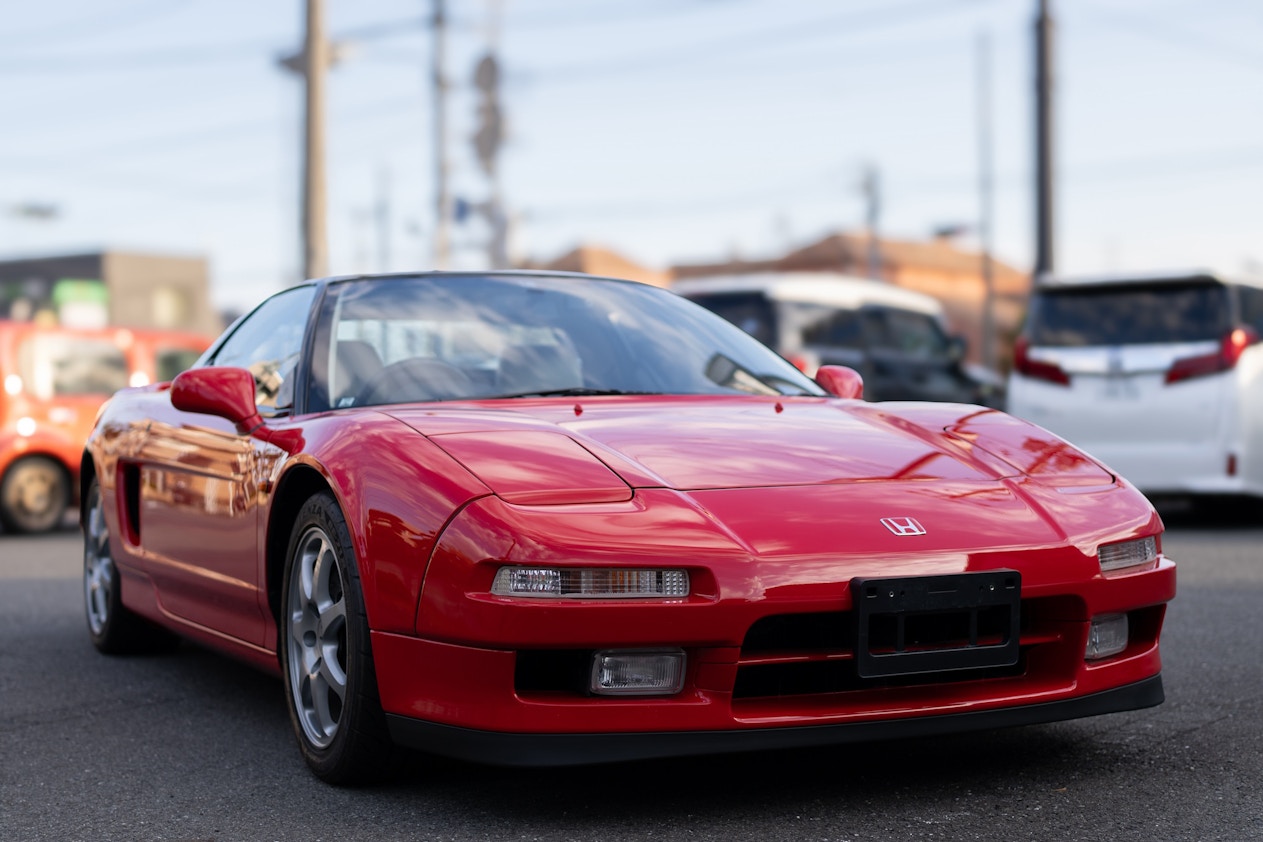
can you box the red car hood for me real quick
[384,396,1111,494]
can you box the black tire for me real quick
[280,492,395,784]
[83,478,179,654]
[1,455,69,534]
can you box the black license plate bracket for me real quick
[851,570,1021,679]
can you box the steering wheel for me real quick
[355,358,474,406]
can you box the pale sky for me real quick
[1,0,1259,312]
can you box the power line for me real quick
[516,0,993,83]
[527,143,1263,223]
[0,0,195,47]
[0,94,422,169]
[1089,5,1263,73]
[0,16,429,74]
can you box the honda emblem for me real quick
[881,517,927,536]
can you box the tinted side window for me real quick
[864,308,950,358]
[684,292,778,347]
[211,286,316,412]
[1028,282,1229,347]
[799,306,864,348]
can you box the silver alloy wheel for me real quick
[286,525,349,749]
[83,484,113,636]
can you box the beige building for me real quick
[0,250,219,335]
[522,245,670,288]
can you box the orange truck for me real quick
[0,321,212,533]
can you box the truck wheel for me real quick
[0,455,68,533]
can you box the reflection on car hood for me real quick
[385,396,1112,492]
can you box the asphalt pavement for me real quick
[1,509,1260,841]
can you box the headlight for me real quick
[491,566,689,599]
[1098,535,1158,572]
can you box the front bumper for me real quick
[384,674,1164,767]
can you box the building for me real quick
[521,245,669,288]
[0,250,219,335]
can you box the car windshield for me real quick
[1027,281,1230,347]
[16,332,129,399]
[308,274,825,411]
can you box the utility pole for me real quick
[978,31,997,372]
[377,165,392,272]
[862,165,882,280]
[432,0,451,269]
[301,0,330,281]
[473,52,508,268]
[1034,0,1055,279]
[279,0,335,282]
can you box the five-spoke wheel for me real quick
[286,524,349,749]
[83,480,114,640]
[281,492,393,783]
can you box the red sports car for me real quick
[81,272,1175,784]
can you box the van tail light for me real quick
[1013,336,1070,386]
[1165,327,1258,385]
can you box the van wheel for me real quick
[0,456,68,533]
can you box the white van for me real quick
[672,272,1003,406]
[1007,271,1263,499]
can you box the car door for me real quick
[136,286,315,645]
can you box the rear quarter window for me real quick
[1027,282,1230,347]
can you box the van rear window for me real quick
[1027,282,1229,347]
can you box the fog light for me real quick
[492,566,689,599]
[589,648,686,696]
[1085,614,1129,660]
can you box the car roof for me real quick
[669,272,945,316]
[1034,269,1263,291]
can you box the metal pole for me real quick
[978,31,996,371]
[432,0,450,269]
[377,165,391,272]
[1034,0,1055,279]
[301,0,329,281]
[864,165,882,280]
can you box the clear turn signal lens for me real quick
[1098,535,1158,572]
[492,566,689,598]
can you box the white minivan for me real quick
[673,272,1004,407]
[1007,271,1263,499]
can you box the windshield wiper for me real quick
[492,387,664,399]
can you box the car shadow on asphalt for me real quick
[383,722,1131,813]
